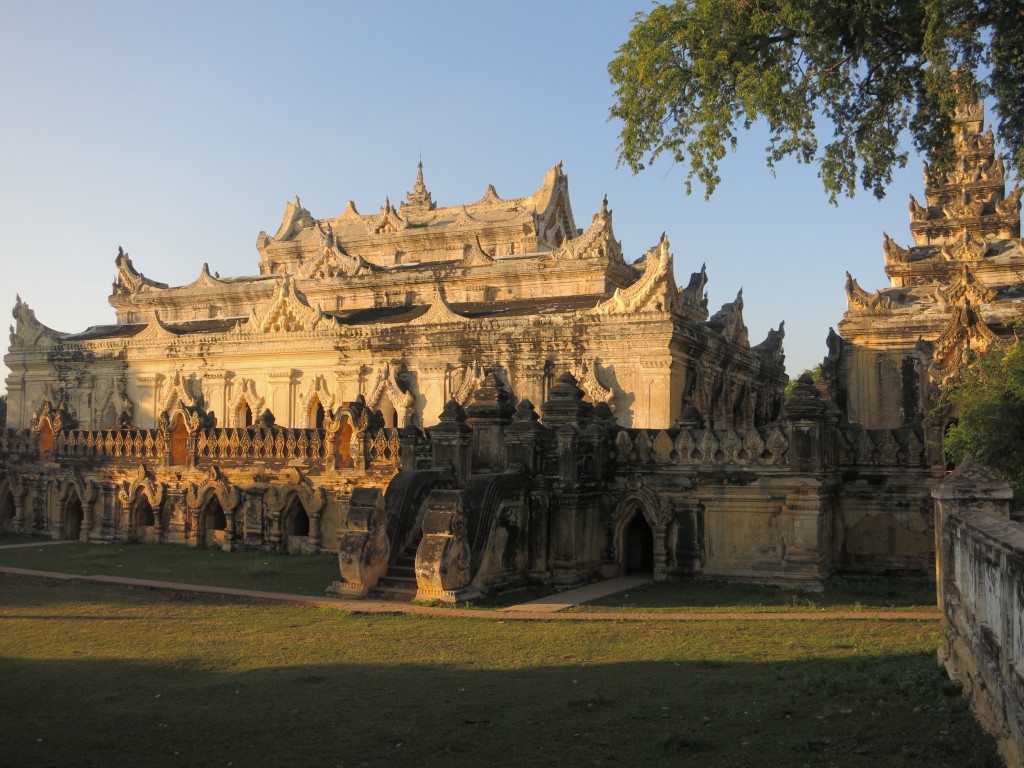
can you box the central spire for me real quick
[401,159,436,214]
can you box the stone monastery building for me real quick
[1,104,1021,602]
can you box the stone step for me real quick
[368,584,418,602]
[376,575,417,590]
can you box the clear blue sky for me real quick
[1,0,929,394]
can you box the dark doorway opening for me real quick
[64,496,83,541]
[624,511,654,574]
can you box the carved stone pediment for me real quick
[928,305,1003,383]
[112,247,168,295]
[10,295,61,348]
[246,274,326,333]
[133,312,178,342]
[935,266,996,309]
[459,237,493,267]
[571,358,615,412]
[708,289,748,346]
[939,229,988,262]
[592,234,676,315]
[409,286,466,326]
[548,197,622,262]
[183,263,225,291]
[882,233,911,265]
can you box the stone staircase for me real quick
[368,549,418,602]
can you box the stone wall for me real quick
[933,457,1024,768]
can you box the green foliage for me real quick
[942,340,1024,493]
[0,394,6,428]
[609,0,1024,201]
[785,364,822,396]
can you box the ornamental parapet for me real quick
[614,425,790,467]
[0,429,35,458]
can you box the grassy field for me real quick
[0,577,1000,768]
[0,539,939,614]
[569,575,938,614]
[0,539,339,595]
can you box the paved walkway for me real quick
[0,563,941,622]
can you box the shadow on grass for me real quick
[0,651,998,768]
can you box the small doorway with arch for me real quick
[0,484,15,531]
[198,497,227,549]
[281,496,310,554]
[131,496,157,543]
[621,508,655,575]
[63,493,84,541]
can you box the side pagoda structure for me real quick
[833,102,1022,429]
[820,103,1024,575]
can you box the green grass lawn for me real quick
[0,578,999,768]
[0,540,339,596]
[570,575,939,614]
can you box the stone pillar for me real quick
[505,400,544,472]
[202,371,231,428]
[267,370,297,427]
[136,374,163,429]
[785,373,827,472]
[429,401,472,485]
[465,370,515,474]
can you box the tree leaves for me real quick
[609,0,1022,202]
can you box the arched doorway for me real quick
[0,485,15,530]
[281,497,310,555]
[198,497,227,548]
[64,494,84,541]
[623,510,654,574]
[132,496,156,542]
[313,402,326,430]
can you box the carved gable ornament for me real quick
[592,235,676,315]
[10,295,60,349]
[548,197,622,262]
[845,273,903,312]
[939,229,989,262]
[928,305,1003,383]
[409,286,467,326]
[112,247,168,295]
[366,363,413,411]
[246,274,327,333]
